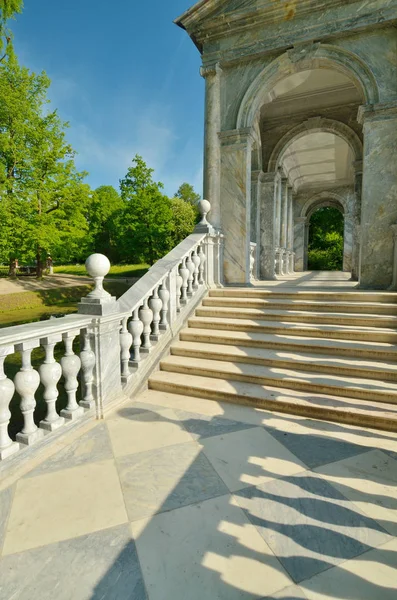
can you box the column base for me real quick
[61,406,85,421]
[0,441,20,460]
[16,428,44,446]
[40,416,65,432]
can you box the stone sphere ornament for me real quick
[198,199,211,226]
[85,253,111,299]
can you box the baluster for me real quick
[14,342,43,445]
[176,268,183,312]
[128,307,144,365]
[0,346,19,459]
[179,258,189,305]
[159,278,170,330]
[198,245,206,285]
[186,253,195,296]
[192,248,201,289]
[139,297,153,353]
[39,335,64,431]
[79,330,96,409]
[149,285,162,341]
[60,332,84,420]
[119,317,133,382]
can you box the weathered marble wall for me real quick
[219,129,252,284]
[359,106,397,288]
[259,172,277,280]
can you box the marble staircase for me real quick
[149,288,397,431]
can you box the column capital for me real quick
[358,101,397,124]
[259,171,277,184]
[200,63,222,78]
[295,217,307,224]
[391,224,397,239]
[353,159,363,174]
[218,128,254,147]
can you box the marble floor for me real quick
[1,389,397,599]
[252,271,359,289]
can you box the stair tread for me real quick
[160,355,397,396]
[189,315,397,334]
[149,371,397,420]
[171,340,397,374]
[181,327,397,352]
[209,289,397,302]
[198,305,397,321]
[204,297,397,310]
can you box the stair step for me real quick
[180,327,397,361]
[188,316,397,343]
[203,297,397,315]
[209,288,397,303]
[159,355,397,404]
[196,306,397,328]
[149,371,397,432]
[171,341,397,382]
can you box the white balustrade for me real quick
[60,332,84,420]
[198,245,206,285]
[159,278,170,330]
[176,269,183,312]
[192,248,201,289]
[14,342,43,445]
[119,317,133,381]
[186,253,195,296]
[139,298,154,352]
[79,330,96,409]
[0,347,19,459]
[128,307,144,364]
[39,335,64,431]
[149,286,162,340]
[179,258,189,304]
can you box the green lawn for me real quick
[0,280,130,328]
[54,263,149,278]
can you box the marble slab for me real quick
[117,441,229,521]
[0,485,14,553]
[131,494,292,599]
[174,409,256,440]
[267,426,370,469]
[0,524,147,600]
[24,423,113,478]
[233,471,391,583]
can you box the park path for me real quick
[0,274,92,295]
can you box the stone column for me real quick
[389,224,397,290]
[358,103,397,288]
[294,217,307,272]
[260,172,277,280]
[251,170,261,278]
[275,171,282,247]
[219,128,253,284]
[343,210,354,273]
[280,177,289,274]
[287,185,294,273]
[351,161,363,281]
[201,64,222,229]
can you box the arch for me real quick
[237,43,379,130]
[268,118,363,172]
[300,191,348,219]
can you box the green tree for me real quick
[170,197,197,246]
[119,155,174,265]
[175,182,200,205]
[0,52,92,276]
[308,207,344,270]
[0,1,23,60]
[88,185,123,261]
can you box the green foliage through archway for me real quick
[308,206,344,271]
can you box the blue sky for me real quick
[12,0,204,197]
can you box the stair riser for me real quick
[170,347,397,382]
[160,362,397,404]
[203,299,397,315]
[196,308,397,328]
[148,379,397,433]
[209,291,397,303]
[188,319,397,344]
[180,331,397,362]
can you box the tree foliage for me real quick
[0,52,91,275]
[308,207,344,271]
[175,182,200,205]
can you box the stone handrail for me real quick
[0,200,223,465]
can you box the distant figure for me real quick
[46,255,54,275]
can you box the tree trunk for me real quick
[36,249,43,278]
[8,258,16,278]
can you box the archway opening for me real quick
[308,206,344,271]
